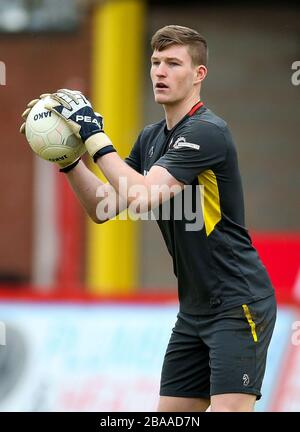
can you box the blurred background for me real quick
[0,0,299,411]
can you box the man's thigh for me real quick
[203,295,277,401]
[160,313,211,399]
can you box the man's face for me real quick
[150,44,199,105]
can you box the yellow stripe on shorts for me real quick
[242,304,258,342]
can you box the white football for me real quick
[25,95,86,166]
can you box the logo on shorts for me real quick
[242,373,250,386]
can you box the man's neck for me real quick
[163,95,201,130]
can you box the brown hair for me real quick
[151,25,208,66]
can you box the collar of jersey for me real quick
[164,100,204,135]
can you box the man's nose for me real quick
[156,63,167,76]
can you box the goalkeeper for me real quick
[20,25,277,412]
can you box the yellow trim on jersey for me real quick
[198,170,221,236]
[242,304,258,342]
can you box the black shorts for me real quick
[160,294,277,400]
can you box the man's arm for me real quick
[45,89,184,213]
[96,152,184,214]
[65,160,128,223]
[20,93,126,224]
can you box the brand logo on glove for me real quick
[76,115,101,128]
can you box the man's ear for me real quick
[195,65,207,84]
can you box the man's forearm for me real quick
[65,159,128,222]
[96,152,146,200]
[65,160,105,222]
[95,151,183,213]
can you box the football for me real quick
[25,95,86,166]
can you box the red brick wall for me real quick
[0,16,91,284]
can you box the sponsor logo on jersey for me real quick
[172,136,200,150]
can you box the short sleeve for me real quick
[124,132,142,173]
[154,121,227,184]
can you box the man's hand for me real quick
[45,89,103,142]
[20,92,85,172]
[20,93,50,134]
[46,89,115,161]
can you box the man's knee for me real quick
[157,396,210,412]
[211,393,257,412]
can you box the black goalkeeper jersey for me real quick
[125,102,274,314]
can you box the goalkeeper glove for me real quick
[45,89,116,162]
[20,93,50,134]
[20,93,83,172]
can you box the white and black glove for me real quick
[20,93,50,134]
[46,89,116,162]
[20,93,84,172]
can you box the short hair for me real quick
[151,25,208,67]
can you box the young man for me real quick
[21,25,276,412]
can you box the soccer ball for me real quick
[25,95,86,165]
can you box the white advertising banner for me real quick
[0,301,297,411]
[0,302,177,411]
